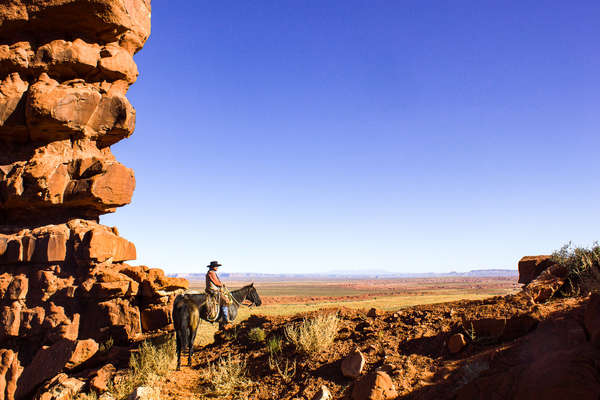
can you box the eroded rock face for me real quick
[0,1,143,224]
[0,1,189,399]
[0,0,151,54]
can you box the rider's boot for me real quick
[219,306,232,330]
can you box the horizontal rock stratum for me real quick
[0,1,189,399]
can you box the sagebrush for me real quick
[248,327,266,343]
[201,354,251,396]
[284,313,339,355]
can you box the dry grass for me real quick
[200,354,251,397]
[266,335,283,356]
[268,355,296,382]
[110,335,176,400]
[284,313,339,355]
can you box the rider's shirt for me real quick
[206,270,222,293]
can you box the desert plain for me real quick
[187,276,519,345]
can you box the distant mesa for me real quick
[169,269,518,280]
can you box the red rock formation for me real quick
[0,1,187,398]
[518,255,554,284]
[518,255,571,303]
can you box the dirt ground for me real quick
[158,289,592,400]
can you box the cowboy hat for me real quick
[207,261,222,268]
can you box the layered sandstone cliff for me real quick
[0,1,188,399]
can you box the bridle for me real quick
[226,286,257,308]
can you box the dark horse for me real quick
[172,283,262,370]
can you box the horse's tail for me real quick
[173,295,199,351]
[173,295,191,350]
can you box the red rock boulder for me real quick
[341,348,366,379]
[518,255,554,284]
[352,371,398,400]
[140,305,171,332]
[89,363,115,393]
[525,263,569,303]
[448,333,467,354]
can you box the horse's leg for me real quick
[229,304,237,322]
[175,332,182,371]
[188,325,194,367]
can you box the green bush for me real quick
[248,327,266,343]
[552,242,600,296]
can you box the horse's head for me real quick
[246,282,262,306]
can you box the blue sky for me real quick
[102,1,600,274]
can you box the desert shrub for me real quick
[464,322,477,342]
[268,355,296,383]
[248,327,266,343]
[111,335,176,400]
[266,335,282,355]
[461,322,497,345]
[552,242,600,296]
[284,313,339,356]
[201,354,251,396]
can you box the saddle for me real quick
[205,291,220,321]
[205,288,232,321]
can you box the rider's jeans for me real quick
[221,305,229,322]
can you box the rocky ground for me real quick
[156,256,600,400]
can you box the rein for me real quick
[225,287,254,308]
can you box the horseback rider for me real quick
[205,261,231,328]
